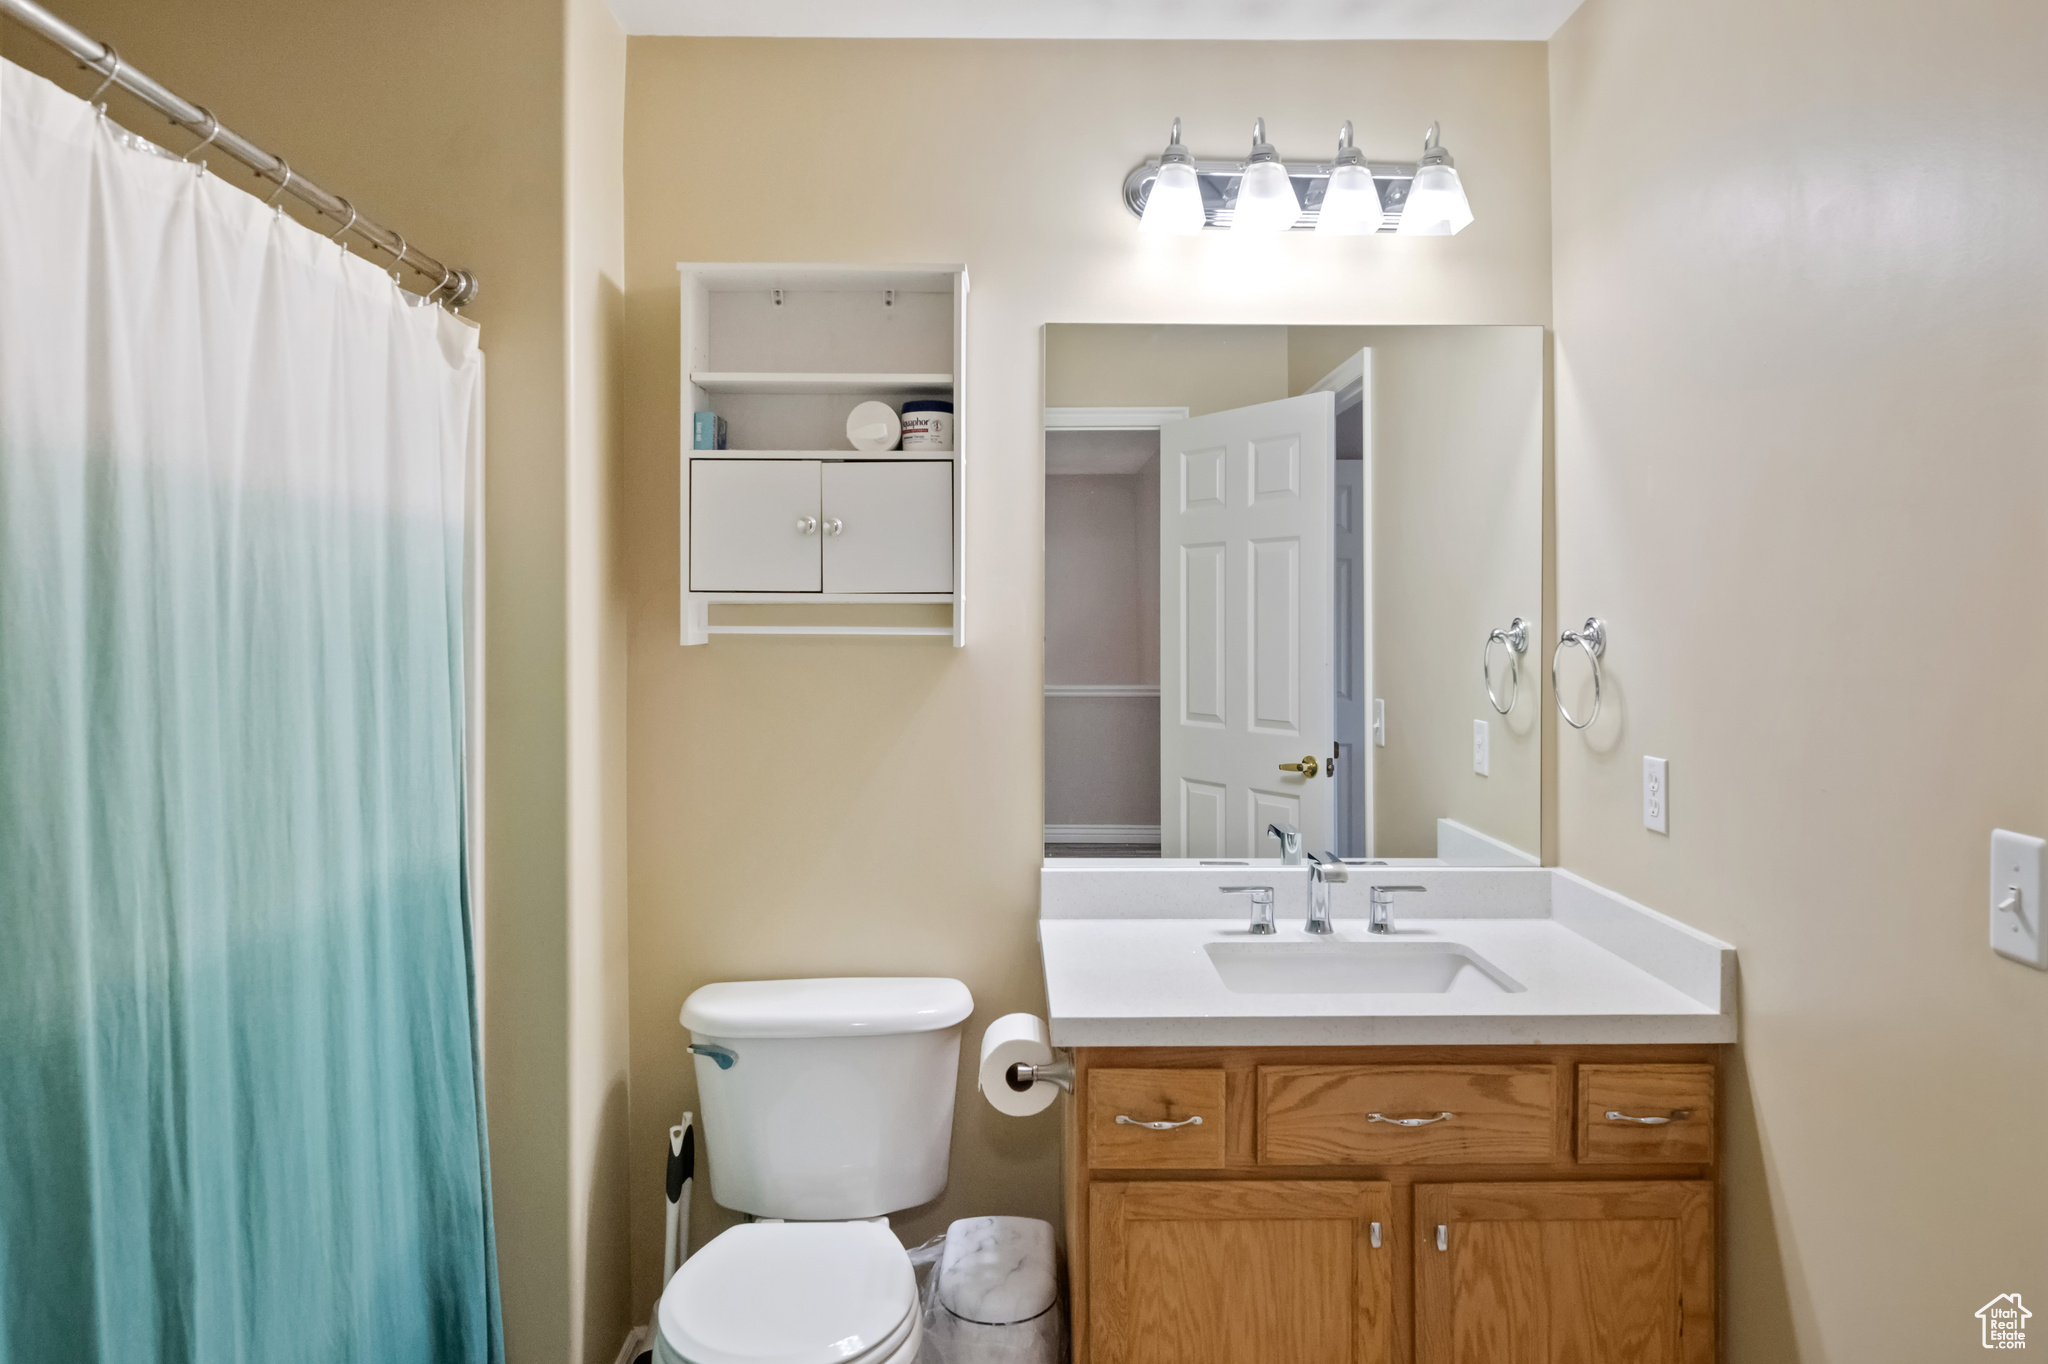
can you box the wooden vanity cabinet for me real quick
[1066,1045,1720,1364]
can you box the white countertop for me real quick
[1038,865,1736,1048]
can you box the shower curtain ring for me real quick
[264,158,295,210]
[180,106,221,163]
[86,45,122,110]
[329,198,358,243]
[432,262,454,303]
[386,233,408,281]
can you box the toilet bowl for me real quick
[654,1222,920,1364]
[656,977,973,1364]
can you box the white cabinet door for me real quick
[690,459,822,591]
[1159,393,1336,858]
[822,461,955,593]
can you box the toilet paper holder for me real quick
[1005,1054,1074,1094]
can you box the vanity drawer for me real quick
[1259,1064,1558,1165]
[1086,1068,1227,1169]
[1577,1064,1715,1164]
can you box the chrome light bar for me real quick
[1122,156,1417,232]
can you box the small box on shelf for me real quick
[692,411,728,450]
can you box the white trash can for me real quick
[920,1216,1060,1364]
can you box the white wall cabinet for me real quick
[679,262,967,644]
[689,458,954,595]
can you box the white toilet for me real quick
[655,976,975,1364]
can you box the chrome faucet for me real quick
[1220,885,1276,935]
[1304,851,1348,934]
[1267,822,1302,866]
[1367,884,1427,935]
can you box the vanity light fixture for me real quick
[1122,119,1472,235]
[1138,118,1206,234]
[1313,121,1382,236]
[1230,118,1302,234]
[1394,122,1474,236]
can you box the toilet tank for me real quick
[681,977,974,1220]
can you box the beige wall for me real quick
[1046,323,1289,416]
[563,0,633,1360]
[1290,327,1544,859]
[2,3,635,1359]
[1550,0,2048,1358]
[623,36,1551,1319]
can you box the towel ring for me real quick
[1483,617,1531,715]
[1553,618,1607,730]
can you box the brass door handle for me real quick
[1279,755,1320,777]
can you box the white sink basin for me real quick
[1204,940,1526,995]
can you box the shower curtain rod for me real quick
[0,0,479,308]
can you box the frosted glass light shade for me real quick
[1231,160,1301,233]
[1396,163,1474,236]
[1314,163,1382,235]
[1140,160,1206,234]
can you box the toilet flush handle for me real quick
[687,1043,738,1070]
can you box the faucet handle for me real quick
[1219,885,1275,902]
[1369,884,1428,896]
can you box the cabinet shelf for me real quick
[689,371,954,395]
[687,449,956,462]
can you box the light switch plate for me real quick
[1643,756,1669,834]
[1472,720,1490,776]
[1991,829,2046,969]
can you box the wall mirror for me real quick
[1043,324,1544,866]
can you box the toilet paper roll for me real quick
[978,1012,1059,1117]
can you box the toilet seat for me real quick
[656,1222,919,1364]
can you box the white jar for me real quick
[899,399,954,451]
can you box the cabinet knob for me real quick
[1279,755,1320,778]
[823,517,844,536]
[796,516,818,535]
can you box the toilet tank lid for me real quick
[682,977,973,1038]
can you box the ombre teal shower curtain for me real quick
[0,60,501,1364]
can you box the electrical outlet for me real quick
[1643,756,1668,834]
[1371,698,1386,747]
[1991,829,2047,969]
[1472,720,1490,776]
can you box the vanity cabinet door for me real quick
[689,459,822,591]
[1089,1179,1394,1364]
[1413,1181,1713,1364]
[820,460,954,592]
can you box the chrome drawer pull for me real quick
[1115,1114,1203,1130]
[1605,1109,1691,1125]
[1366,1111,1453,1127]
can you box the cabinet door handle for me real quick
[795,516,818,535]
[1279,755,1320,777]
[823,517,844,536]
[1436,1224,1448,1252]
[1604,1109,1691,1125]
[1366,1111,1453,1127]
[1114,1114,1203,1131]
[1369,1221,1381,1250]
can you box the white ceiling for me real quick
[606,0,1588,41]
